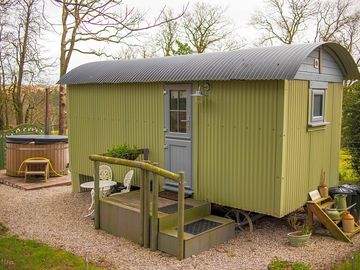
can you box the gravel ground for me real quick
[0,184,359,270]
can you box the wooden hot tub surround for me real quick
[6,135,68,177]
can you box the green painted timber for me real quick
[281,81,343,216]
[67,83,164,191]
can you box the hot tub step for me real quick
[25,171,47,174]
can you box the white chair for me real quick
[110,170,134,196]
[88,165,113,214]
[99,165,113,196]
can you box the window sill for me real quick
[308,121,330,127]
[307,122,331,131]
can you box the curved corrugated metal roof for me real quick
[58,42,359,85]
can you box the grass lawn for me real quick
[334,252,360,270]
[0,223,104,270]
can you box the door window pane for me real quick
[170,111,178,132]
[179,90,187,110]
[170,91,178,110]
[179,112,187,133]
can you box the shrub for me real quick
[107,144,139,160]
[339,149,359,183]
[342,82,360,177]
[268,258,310,270]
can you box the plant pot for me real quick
[287,231,311,247]
[319,185,329,197]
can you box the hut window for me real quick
[311,89,325,123]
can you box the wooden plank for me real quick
[143,170,150,248]
[140,169,144,246]
[151,169,159,251]
[94,161,100,229]
[89,154,180,181]
[25,171,46,175]
[307,202,351,242]
[344,224,360,238]
[24,160,49,164]
[309,196,331,204]
[319,201,335,209]
[177,172,185,260]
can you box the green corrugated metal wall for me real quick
[68,83,164,191]
[68,80,343,217]
[194,81,281,216]
[281,80,342,216]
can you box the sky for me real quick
[43,0,265,78]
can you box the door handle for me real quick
[164,144,168,149]
[180,119,189,122]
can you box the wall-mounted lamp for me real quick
[191,82,210,98]
[191,89,206,97]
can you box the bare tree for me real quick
[50,0,186,134]
[251,0,315,45]
[314,0,360,64]
[0,1,11,129]
[0,0,50,127]
[155,9,180,56]
[182,2,234,53]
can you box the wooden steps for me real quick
[158,215,235,258]
[24,159,50,182]
[100,190,235,258]
[307,201,350,242]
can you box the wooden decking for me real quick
[105,190,207,215]
[0,169,71,190]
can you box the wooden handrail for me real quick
[89,153,185,260]
[89,154,180,181]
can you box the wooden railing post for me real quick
[143,170,150,248]
[140,169,145,246]
[177,171,185,260]
[151,162,159,251]
[94,160,100,229]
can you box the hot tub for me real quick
[6,135,69,177]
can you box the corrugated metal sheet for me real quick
[281,81,343,216]
[68,83,164,191]
[58,43,359,85]
[194,81,279,216]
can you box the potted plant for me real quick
[106,144,139,160]
[287,215,312,247]
[318,168,328,197]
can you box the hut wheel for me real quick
[225,209,254,232]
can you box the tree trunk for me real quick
[58,84,66,134]
[15,1,32,125]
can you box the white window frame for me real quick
[311,89,325,124]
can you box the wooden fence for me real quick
[0,124,44,170]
